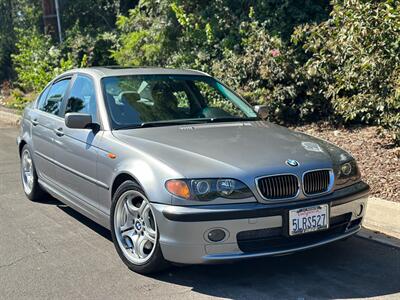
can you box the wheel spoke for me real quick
[143,229,156,244]
[121,228,135,239]
[121,229,136,249]
[120,221,134,232]
[22,155,28,171]
[138,200,147,217]
[124,200,139,218]
[27,176,33,188]
[132,234,146,258]
[120,203,135,232]
[26,157,32,168]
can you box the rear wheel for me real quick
[20,144,47,201]
[110,180,168,274]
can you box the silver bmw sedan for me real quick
[17,67,369,274]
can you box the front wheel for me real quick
[110,180,168,274]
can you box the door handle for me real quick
[32,119,39,126]
[54,128,64,137]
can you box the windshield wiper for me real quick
[204,116,260,123]
[115,117,259,130]
[115,119,211,130]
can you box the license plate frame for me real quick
[289,204,329,236]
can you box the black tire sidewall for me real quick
[110,180,168,274]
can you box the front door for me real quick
[53,75,104,213]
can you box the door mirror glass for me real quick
[254,105,269,120]
[65,113,92,129]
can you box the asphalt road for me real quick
[0,125,399,300]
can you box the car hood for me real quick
[112,121,350,178]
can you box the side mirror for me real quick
[254,105,269,120]
[65,113,93,129]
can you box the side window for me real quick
[65,76,97,123]
[36,85,51,109]
[39,79,70,115]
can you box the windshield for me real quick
[101,75,258,129]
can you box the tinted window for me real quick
[36,85,51,109]
[65,76,97,122]
[39,79,70,115]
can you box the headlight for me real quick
[336,159,361,186]
[165,178,253,201]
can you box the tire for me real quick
[110,180,169,274]
[20,144,48,202]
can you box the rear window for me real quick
[38,79,71,116]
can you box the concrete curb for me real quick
[356,197,400,248]
[0,106,21,126]
[357,228,400,249]
[363,197,400,239]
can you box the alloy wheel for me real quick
[21,149,34,195]
[114,190,157,265]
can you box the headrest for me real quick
[120,91,141,103]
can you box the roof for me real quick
[60,66,211,79]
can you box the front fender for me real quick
[96,131,183,206]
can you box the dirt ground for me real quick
[293,123,400,202]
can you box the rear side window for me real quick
[39,79,71,115]
[65,75,97,123]
[36,85,51,109]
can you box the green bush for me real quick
[11,30,74,93]
[62,22,118,67]
[293,0,400,143]
[4,0,400,144]
[4,89,36,110]
[212,18,331,124]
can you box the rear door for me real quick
[53,74,105,212]
[31,78,71,184]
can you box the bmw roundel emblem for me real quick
[286,159,299,167]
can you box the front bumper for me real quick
[152,182,369,264]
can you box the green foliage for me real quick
[112,0,173,66]
[0,0,14,81]
[293,0,400,143]
[11,30,74,92]
[4,88,36,110]
[212,20,311,124]
[62,23,117,67]
[2,0,399,144]
[0,0,42,81]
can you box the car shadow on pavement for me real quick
[52,199,400,300]
[38,195,112,241]
[153,238,400,299]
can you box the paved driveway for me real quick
[0,126,399,299]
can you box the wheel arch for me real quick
[19,140,27,157]
[111,172,141,199]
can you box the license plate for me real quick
[289,204,329,236]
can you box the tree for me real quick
[0,0,15,81]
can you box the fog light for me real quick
[207,229,226,242]
[341,162,352,176]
